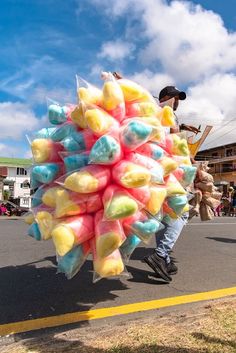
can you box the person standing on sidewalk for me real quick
[144,86,200,282]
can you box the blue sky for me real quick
[0,0,236,157]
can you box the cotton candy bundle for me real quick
[27,72,194,282]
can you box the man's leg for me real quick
[155,212,189,264]
[144,213,188,282]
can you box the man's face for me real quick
[173,96,179,111]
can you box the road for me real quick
[0,217,235,331]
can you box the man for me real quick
[144,86,199,282]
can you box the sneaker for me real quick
[143,253,172,282]
[166,261,178,275]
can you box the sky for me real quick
[0,0,236,158]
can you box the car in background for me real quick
[0,200,29,216]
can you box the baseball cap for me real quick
[159,86,186,101]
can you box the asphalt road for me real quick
[0,217,235,326]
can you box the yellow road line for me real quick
[1,286,236,336]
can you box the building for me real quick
[0,157,32,208]
[196,142,236,191]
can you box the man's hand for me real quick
[180,124,201,134]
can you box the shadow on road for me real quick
[0,258,128,326]
[206,236,236,243]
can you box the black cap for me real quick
[159,86,186,101]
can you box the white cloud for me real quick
[0,102,42,140]
[98,40,135,61]
[92,0,236,83]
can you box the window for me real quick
[22,198,29,206]
[20,181,30,189]
[17,168,27,176]
[226,149,233,157]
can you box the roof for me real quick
[199,141,236,153]
[0,157,32,167]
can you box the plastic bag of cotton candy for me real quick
[26,72,193,282]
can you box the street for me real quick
[0,217,235,330]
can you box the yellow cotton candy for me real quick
[52,225,75,256]
[181,204,190,213]
[160,157,178,176]
[94,256,124,278]
[42,187,63,207]
[78,87,102,105]
[71,104,87,129]
[65,171,98,193]
[119,80,150,102]
[176,156,192,166]
[103,81,123,110]
[158,106,175,127]
[139,102,160,117]
[146,187,167,215]
[85,109,112,135]
[54,189,81,218]
[166,182,186,196]
[96,232,122,259]
[24,213,35,225]
[31,139,50,163]
[35,211,54,240]
[121,164,151,188]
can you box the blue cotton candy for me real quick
[48,104,68,125]
[89,135,120,164]
[35,127,56,139]
[62,136,82,152]
[64,154,89,173]
[180,165,197,186]
[28,222,41,241]
[120,234,141,260]
[152,145,164,160]
[31,164,60,184]
[51,124,77,142]
[31,187,47,207]
[133,219,161,236]
[167,195,188,215]
[122,121,152,149]
[57,245,86,279]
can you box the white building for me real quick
[0,157,32,208]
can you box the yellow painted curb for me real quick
[1,286,236,336]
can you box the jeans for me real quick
[155,212,189,264]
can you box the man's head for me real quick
[159,86,186,111]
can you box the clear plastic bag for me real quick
[126,152,164,184]
[31,138,64,164]
[61,129,97,152]
[85,105,119,137]
[122,210,164,244]
[117,78,156,104]
[54,189,102,218]
[112,160,151,188]
[60,151,89,173]
[120,119,160,152]
[125,101,162,119]
[91,239,127,283]
[119,234,141,263]
[103,184,143,221]
[167,195,188,215]
[165,174,186,197]
[51,214,94,256]
[31,162,64,187]
[47,98,71,125]
[70,102,87,129]
[57,241,90,279]
[56,165,111,194]
[32,206,57,240]
[101,72,125,122]
[88,133,123,165]
[95,210,126,258]
[50,122,79,142]
[136,142,165,161]
[76,75,103,106]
